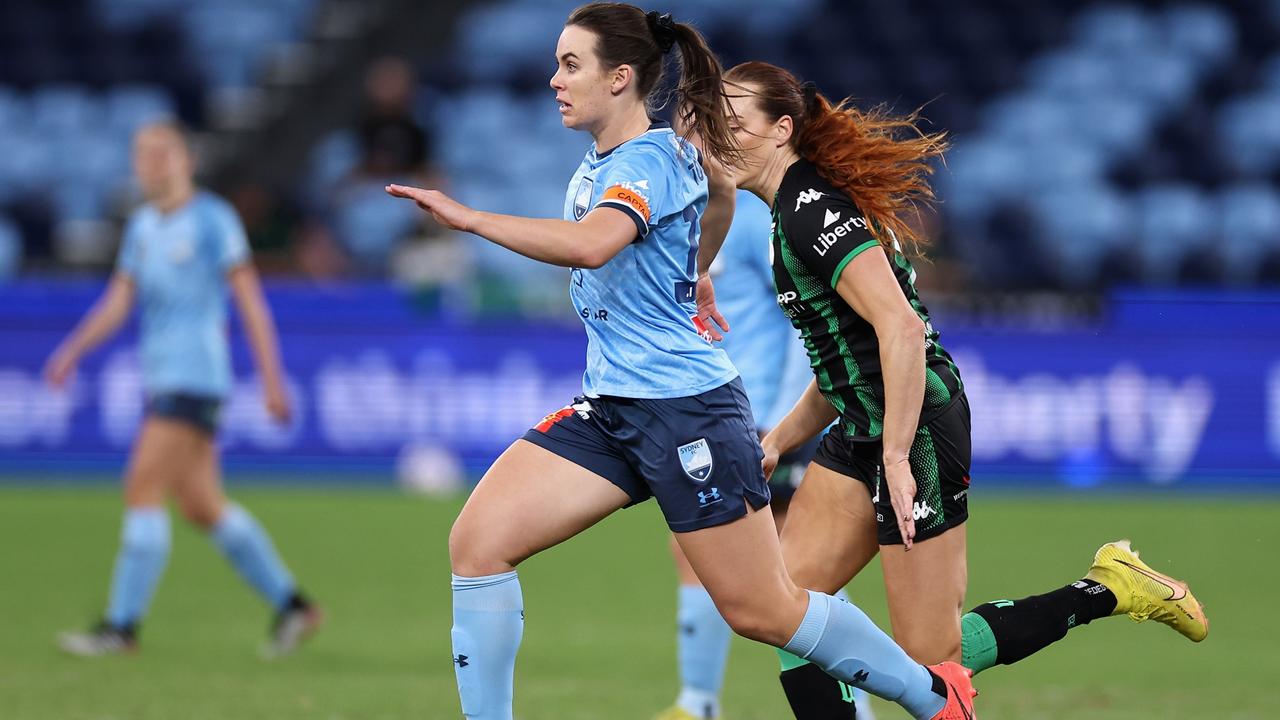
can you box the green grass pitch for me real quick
[0,485,1273,719]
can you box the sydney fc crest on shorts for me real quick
[573,176,594,220]
[677,438,713,482]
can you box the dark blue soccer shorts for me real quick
[145,392,223,436]
[522,377,772,533]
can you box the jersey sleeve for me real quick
[115,215,142,278]
[208,200,251,271]
[592,146,671,240]
[782,190,881,288]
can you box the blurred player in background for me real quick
[721,62,1207,718]
[46,122,321,657]
[655,189,874,720]
[387,4,975,719]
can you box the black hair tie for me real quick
[800,81,819,108]
[646,11,677,53]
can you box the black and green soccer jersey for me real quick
[770,158,963,440]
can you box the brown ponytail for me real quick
[725,61,947,258]
[567,4,741,168]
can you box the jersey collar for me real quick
[593,120,672,160]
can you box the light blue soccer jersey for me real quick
[564,122,738,399]
[116,190,250,398]
[711,190,813,429]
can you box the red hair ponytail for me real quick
[726,62,947,257]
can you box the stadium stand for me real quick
[1,0,1276,292]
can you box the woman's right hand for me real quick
[44,346,78,387]
[385,184,479,233]
[760,436,781,481]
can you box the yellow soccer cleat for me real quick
[653,706,718,720]
[1085,539,1208,642]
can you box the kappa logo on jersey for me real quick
[573,176,594,220]
[823,208,841,227]
[794,188,823,211]
[812,214,871,257]
[677,438,714,482]
[912,501,935,521]
[600,183,652,224]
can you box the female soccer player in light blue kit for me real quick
[656,190,874,720]
[385,4,975,719]
[47,122,321,657]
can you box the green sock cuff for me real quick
[776,648,810,672]
[961,611,999,676]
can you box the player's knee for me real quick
[448,520,516,577]
[123,470,166,507]
[718,598,790,646]
[177,496,220,530]
[782,555,833,594]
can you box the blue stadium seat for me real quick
[51,182,109,223]
[306,130,361,209]
[183,4,294,87]
[1163,4,1237,71]
[1217,95,1280,177]
[332,180,423,273]
[1075,94,1155,157]
[1134,184,1214,282]
[1026,50,1110,99]
[0,87,28,132]
[1116,50,1197,111]
[1219,184,1280,281]
[1030,185,1132,287]
[939,139,1028,218]
[0,132,56,197]
[31,86,100,136]
[1074,5,1155,54]
[456,4,568,83]
[1024,140,1107,191]
[104,85,177,137]
[53,134,130,203]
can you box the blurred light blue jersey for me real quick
[116,190,250,398]
[711,190,812,430]
[564,122,738,399]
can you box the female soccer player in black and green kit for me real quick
[719,61,1208,718]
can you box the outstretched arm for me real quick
[386,184,636,269]
[45,274,136,386]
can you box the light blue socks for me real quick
[783,590,945,719]
[675,584,731,718]
[106,507,171,628]
[452,571,525,720]
[211,504,296,610]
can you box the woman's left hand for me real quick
[695,272,729,342]
[386,184,479,232]
[884,458,918,550]
[263,379,292,424]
